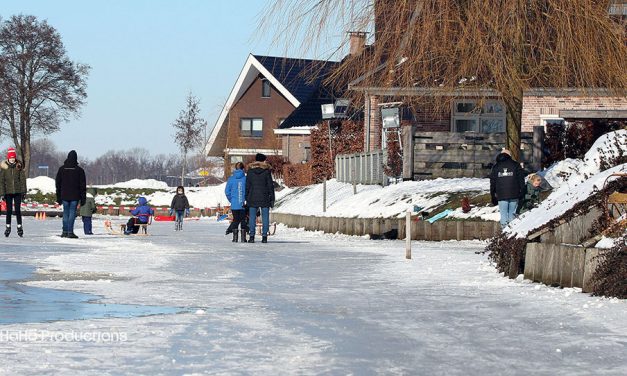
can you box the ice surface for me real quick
[0,217,625,374]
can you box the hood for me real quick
[87,187,97,196]
[64,150,78,167]
[496,153,512,163]
[232,169,245,179]
[1,160,21,170]
[86,193,94,199]
[247,161,270,171]
[138,197,148,206]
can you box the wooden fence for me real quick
[405,127,545,179]
[271,212,500,241]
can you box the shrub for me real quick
[283,163,313,187]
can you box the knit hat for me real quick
[7,147,16,160]
[255,153,266,162]
[501,148,512,156]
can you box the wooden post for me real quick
[402,124,415,180]
[323,178,327,213]
[533,126,545,171]
[405,211,411,259]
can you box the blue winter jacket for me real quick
[130,197,154,224]
[225,169,246,210]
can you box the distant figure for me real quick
[246,153,275,243]
[80,187,98,235]
[490,149,525,228]
[170,186,190,231]
[125,197,154,235]
[225,162,247,242]
[55,150,87,238]
[519,174,548,214]
[0,147,27,237]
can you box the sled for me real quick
[426,209,453,224]
[154,215,175,222]
[217,214,229,222]
[104,218,151,236]
[256,221,277,236]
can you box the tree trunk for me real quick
[505,94,523,162]
[180,152,186,186]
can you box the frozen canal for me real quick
[1,217,625,375]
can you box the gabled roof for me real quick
[205,54,338,156]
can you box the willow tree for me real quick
[263,0,627,159]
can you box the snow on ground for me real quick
[1,217,625,374]
[507,130,627,238]
[102,178,170,189]
[275,178,490,219]
[147,184,229,208]
[26,176,56,194]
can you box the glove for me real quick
[185,208,190,217]
[56,195,62,205]
[169,209,174,216]
[270,201,275,208]
[80,199,86,206]
[491,196,498,206]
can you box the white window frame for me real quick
[451,100,506,133]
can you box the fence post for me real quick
[533,126,545,171]
[323,178,327,213]
[405,210,412,259]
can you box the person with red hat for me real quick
[0,147,27,237]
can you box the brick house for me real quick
[205,54,337,177]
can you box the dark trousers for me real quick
[227,209,247,233]
[82,216,93,235]
[4,194,22,225]
[125,218,140,234]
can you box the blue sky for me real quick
[0,0,342,159]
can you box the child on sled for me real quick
[124,197,154,235]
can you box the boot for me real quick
[61,231,68,238]
[261,236,268,243]
[17,225,23,237]
[248,236,255,243]
[67,232,79,239]
[4,225,10,237]
[240,230,247,243]
[232,230,238,242]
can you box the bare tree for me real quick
[0,15,90,176]
[172,92,207,185]
[263,0,627,159]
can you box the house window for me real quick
[230,155,244,164]
[452,100,506,133]
[240,118,263,137]
[262,80,271,98]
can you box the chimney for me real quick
[348,31,368,56]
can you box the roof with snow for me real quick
[205,54,338,156]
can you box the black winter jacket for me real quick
[55,150,87,204]
[245,162,275,208]
[489,153,525,203]
[170,194,190,211]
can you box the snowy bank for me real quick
[27,176,56,194]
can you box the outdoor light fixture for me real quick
[321,98,350,120]
[381,107,400,129]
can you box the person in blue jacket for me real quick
[224,162,247,242]
[124,197,154,235]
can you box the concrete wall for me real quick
[270,212,500,241]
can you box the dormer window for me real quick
[262,79,271,98]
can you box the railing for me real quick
[335,151,384,185]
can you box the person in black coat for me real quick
[55,150,87,238]
[490,149,526,228]
[245,153,275,243]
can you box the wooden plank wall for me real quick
[412,128,544,179]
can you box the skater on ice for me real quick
[80,187,98,235]
[0,147,27,237]
[245,153,275,243]
[170,185,190,231]
[55,150,87,238]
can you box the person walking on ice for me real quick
[80,188,97,235]
[225,161,247,242]
[55,150,87,238]
[170,186,190,231]
[0,147,27,237]
[245,153,275,243]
